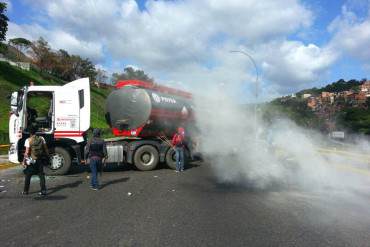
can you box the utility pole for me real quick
[229,50,259,140]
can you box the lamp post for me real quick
[229,50,259,140]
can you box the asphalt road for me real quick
[1,162,370,247]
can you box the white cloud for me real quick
[7,22,103,61]
[7,22,47,41]
[260,41,337,92]
[49,30,103,61]
[8,0,339,96]
[328,5,370,63]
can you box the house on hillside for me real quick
[355,92,367,104]
[307,96,318,110]
[0,54,30,71]
[93,81,114,89]
[321,91,335,104]
[360,81,370,92]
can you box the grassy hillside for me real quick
[0,61,112,144]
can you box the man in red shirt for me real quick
[172,127,185,172]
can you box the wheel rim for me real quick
[50,153,65,170]
[141,152,153,166]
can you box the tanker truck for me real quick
[8,78,197,175]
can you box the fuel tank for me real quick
[105,81,193,138]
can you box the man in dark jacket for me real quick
[84,129,107,190]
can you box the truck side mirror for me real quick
[10,91,18,107]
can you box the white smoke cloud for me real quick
[193,84,370,193]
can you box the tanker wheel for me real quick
[44,147,72,175]
[165,148,189,170]
[133,145,159,171]
[165,148,176,170]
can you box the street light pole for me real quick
[229,50,259,140]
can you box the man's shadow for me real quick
[100,177,129,189]
[46,180,83,195]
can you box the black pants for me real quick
[23,160,46,193]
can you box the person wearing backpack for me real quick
[22,126,49,196]
[171,127,186,172]
[84,129,107,190]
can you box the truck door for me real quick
[54,88,81,138]
[54,78,90,139]
[8,91,25,163]
[62,78,90,133]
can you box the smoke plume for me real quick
[192,83,370,193]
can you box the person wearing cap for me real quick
[84,129,107,190]
[172,127,186,172]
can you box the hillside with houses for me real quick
[269,79,370,136]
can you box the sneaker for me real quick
[175,170,180,173]
[21,191,28,195]
[91,187,99,191]
[39,191,47,196]
[180,169,184,172]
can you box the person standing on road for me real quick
[172,127,186,172]
[22,126,49,196]
[84,129,107,190]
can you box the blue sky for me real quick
[5,0,370,100]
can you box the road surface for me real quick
[1,162,370,246]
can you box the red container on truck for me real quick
[106,80,193,138]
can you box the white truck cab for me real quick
[8,78,90,175]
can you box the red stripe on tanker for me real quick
[106,80,193,138]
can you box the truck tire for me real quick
[44,147,72,175]
[165,148,176,169]
[133,145,159,171]
[165,148,189,170]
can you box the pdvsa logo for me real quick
[152,93,161,103]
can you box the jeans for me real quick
[90,158,101,188]
[24,160,46,193]
[175,147,184,171]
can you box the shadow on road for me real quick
[157,160,202,171]
[100,177,129,189]
[46,180,83,195]
[206,176,290,194]
[34,195,67,201]
[68,163,134,175]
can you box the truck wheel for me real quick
[44,147,72,175]
[133,145,159,171]
[165,148,190,170]
[165,148,176,169]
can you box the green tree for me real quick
[112,66,153,83]
[51,51,97,82]
[30,37,55,72]
[8,37,32,61]
[0,2,9,41]
[70,55,97,82]
[96,68,108,84]
[51,49,73,81]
